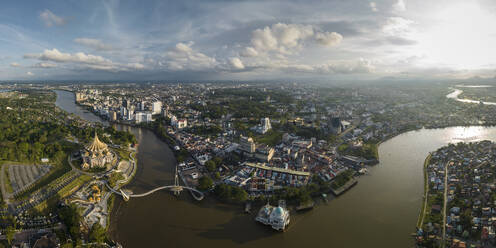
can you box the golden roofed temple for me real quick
[81,132,113,170]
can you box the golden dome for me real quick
[86,132,108,152]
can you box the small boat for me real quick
[322,193,328,202]
[245,202,252,213]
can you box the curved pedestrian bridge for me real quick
[106,184,204,201]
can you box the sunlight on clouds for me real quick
[415,2,496,69]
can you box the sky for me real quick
[1,0,496,81]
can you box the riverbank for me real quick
[417,153,431,228]
[331,178,358,196]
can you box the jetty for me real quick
[331,178,358,196]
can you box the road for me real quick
[442,161,449,248]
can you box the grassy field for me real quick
[256,130,283,146]
[114,148,131,161]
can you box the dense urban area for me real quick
[418,141,496,248]
[0,81,495,247]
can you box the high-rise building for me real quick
[261,117,272,134]
[163,105,169,118]
[126,108,134,121]
[239,135,256,153]
[152,101,162,115]
[110,111,117,121]
[135,111,152,123]
[75,92,87,102]
[330,117,343,134]
[120,106,128,118]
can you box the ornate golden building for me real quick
[81,133,113,170]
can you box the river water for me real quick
[447,88,496,105]
[54,89,496,248]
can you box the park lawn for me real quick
[331,169,355,190]
[338,143,379,160]
[114,148,131,161]
[256,130,283,146]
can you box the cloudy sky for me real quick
[1,0,496,81]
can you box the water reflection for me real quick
[449,126,486,142]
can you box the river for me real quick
[54,89,496,248]
[447,88,496,105]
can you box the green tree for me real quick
[205,160,217,172]
[6,226,15,245]
[197,176,214,191]
[59,204,81,242]
[214,172,221,180]
[232,186,248,202]
[89,223,106,243]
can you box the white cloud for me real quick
[246,58,376,75]
[39,10,66,27]
[24,48,112,65]
[164,42,217,71]
[74,38,114,51]
[125,63,145,70]
[315,32,343,46]
[32,62,57,68]
[26,71,34,76]
[24,48,144,72]
[393,0,406,12]
[242,23,343,58]
[382,17,414,37]
[370,2,378,12]
[10,62,20,67]
[229,57,245,70]
[240,47,259,57]
[250,23,315,55]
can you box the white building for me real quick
[120,106,127,119]
[255,201,290,231]
[176,119,187,129]
[171,115,187,129]
[261,117,272,134]
[139,101,146,111]
[126,108,134,121]
[152,101,162,115]
[135,111,153,123]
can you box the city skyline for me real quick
[1,0,496,81]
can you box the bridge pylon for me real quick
[120,189,130,201]
[172,165,183,196]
